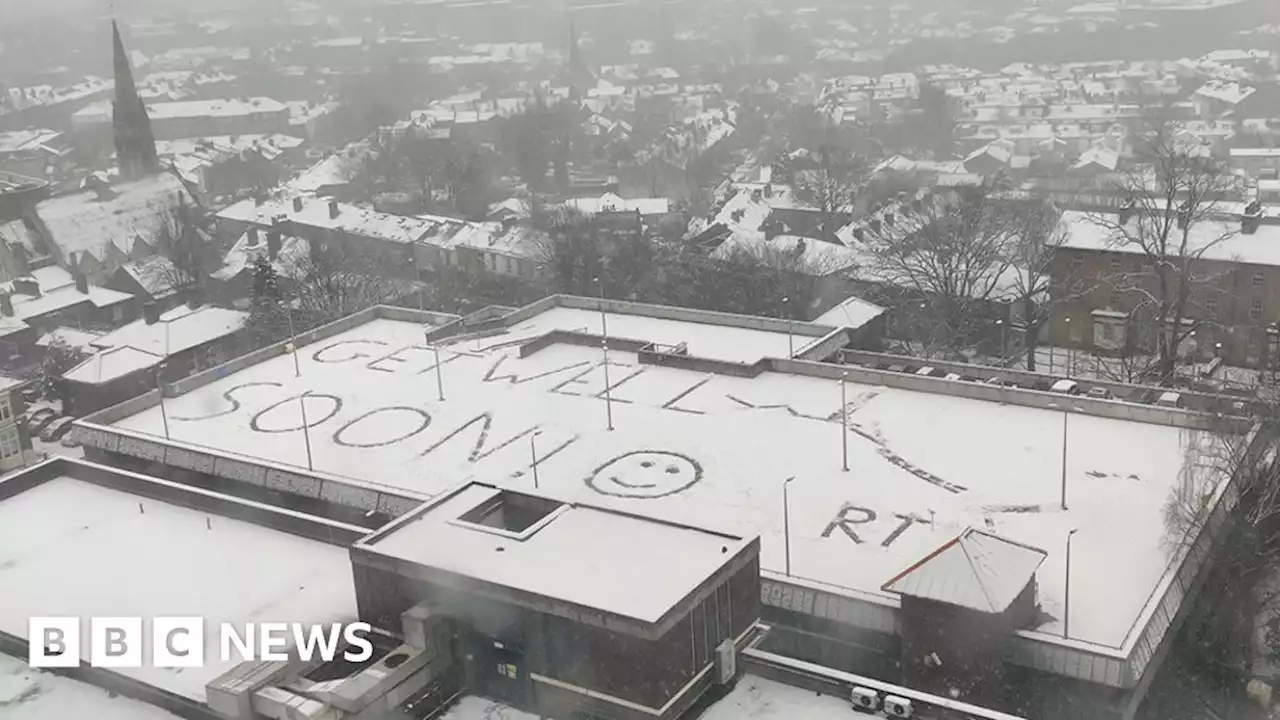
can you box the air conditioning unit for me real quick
[713,639,736,684]
[850,686,878,710]
[884,695,913,718]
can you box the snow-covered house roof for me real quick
[33,173,192,272]
[565,193,668,217]
[882,528,1047,613]
[213,230,309,282]
[63,345,164,384]
[90,305,247,358]
[812,294,886,329]
[116,256,180,299]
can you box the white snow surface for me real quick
[0,476,358,701]
[700,674,875,720]
[371,484,747,622]
[436,695,540,720]
[0,653,183,720]
[109,316,1196,648]
[496,307,812,362]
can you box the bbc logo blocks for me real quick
[28,616,205,668]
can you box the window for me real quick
[1109,257,1122,272]
[1254,271,1266,288]
[1071,256,1084,271]
[0,426,19,459]
[1252,298,1264,320]
[0,398,11,423]
[1206,296,1219,314]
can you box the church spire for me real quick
[112,19,158,180]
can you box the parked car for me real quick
[26,408,58,435]
[40,417,76,442]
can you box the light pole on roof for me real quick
[594,276,614,431]
[424,328,444,402]
[782,295,794,357]
[840,372,849,472]
[156,362,170,440]
[782,476,795,576]
[1064,528,1078,639]
[299,392,314,471]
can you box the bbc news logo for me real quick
[29,617,374,668]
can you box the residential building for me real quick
[1048,203,1280,369]
[0,374,32,472]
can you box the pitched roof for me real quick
[882,527,1047,613]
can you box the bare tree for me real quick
[291,243,412,329]
[1162,410,1278,679]
[1091,110,1238,380]
[1006,197,1096,371]
[857,180,1021,357]
[153,198,220,295]
[791,145,871,240]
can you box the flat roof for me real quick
[0,472,358,701]
[104,309,1193,649]
[364,483,751,623]
[501,306,816,362]
[0,653,183,720]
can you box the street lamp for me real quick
[1063,317,1073,376]
[840,372,849,472]
[1064,528,1078,639]
[602,338,614,432]
[995,319,1006,358]
[1060,409,1069,510]
[424,328,444,402]
[782,477,795,576]
[530,431,541,490]
[782,296,794,357]
[156,362,170,440]
[299,393,314,471]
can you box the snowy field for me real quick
[110,317,1196,648]
[0,476,358,701]
[0,653,182,720]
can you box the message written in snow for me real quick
[165,338,963,498]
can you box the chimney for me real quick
[852,227,865,242]
[186,287,204,310]
[292,196,303,213]
[328,200,340,219]
[266,231,282,259]
[143,302,161,325]
[74,272,88,294]
[1243,200,1264,236]
[0,293,11,318]
[869,218,882,234]
[884,211,896,226]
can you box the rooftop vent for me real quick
[458,490,564,534]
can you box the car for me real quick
[25,408,58,435]
[39,416,76,442]
[1050,379,1080,395]
[1087,387,1113,399]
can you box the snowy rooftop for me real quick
[812,295,886,330]
[1060,210,1280,266]
[883,528,1048,613]
[0,468,359,701]
[0,654,183,720]
[144,97,288,120]
[33,173,191,265]
[96,303,1203,650]
[364,482,751,623]
[91,305,248,358]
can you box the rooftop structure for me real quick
[0,457,362,702]
[360,481,754,627]
[68,295,1235,710]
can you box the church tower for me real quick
[111,20,159,180]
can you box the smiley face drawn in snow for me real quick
[585,450,704,499]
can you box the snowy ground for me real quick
[701,674,874,720]
[109,317,1197,648]
[0,476,357,701]
[0,653,182,720]
[436,695,540,720]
